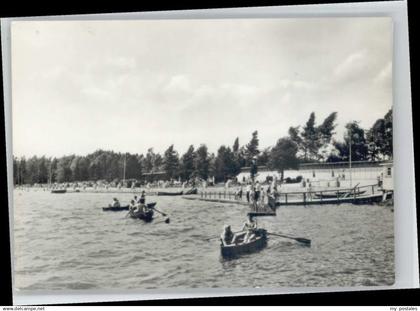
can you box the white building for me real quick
[380,161,394,191]
[236,161,392,188]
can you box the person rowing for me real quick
[129,199,136,212]
[241,215,257,243]
[139,190,146,204]
[221,225,234,245]
[109,197,120,208]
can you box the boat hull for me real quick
[183,188,198,195]
[221,229,267,258]
[314,190,366,199]
[157,191,183,196]
[51,189,66,194]
[102,205,129,211]
[103,202,156,212]
[128,203,157,222]
[129,209,154,222]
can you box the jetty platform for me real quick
[183,184,393,207]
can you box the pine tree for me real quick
[180,145,195,181]
[194,144,210,180]
[163,145,179,179]
[245,130,260,165]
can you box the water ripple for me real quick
[12,190,394,290]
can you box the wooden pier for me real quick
[183,184,392,207]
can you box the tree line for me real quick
[13,109,392,185]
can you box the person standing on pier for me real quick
[255,181,261,203]
[260,186,266,206]
[237,185,243,200]
[246,182,252,203]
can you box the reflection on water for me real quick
[12,189,394,290]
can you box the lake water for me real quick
[12,189,394,290]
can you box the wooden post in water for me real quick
[303,192,306,206]
[285,193,288,204]
[320,192,323,204]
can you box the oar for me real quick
[267,232,311,246]
[149,206,170,223]
[151,206,167,217]
[205,236,220,241]
[154,217,170,224]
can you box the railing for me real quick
[275,184,380,205]
[198,184,382,205]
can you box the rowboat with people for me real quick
[220,228,268,258]
[102,202,157,212]
[129,208,154,222]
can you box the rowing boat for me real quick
[183,188,198,195]
[129,208,154,222]
[220,228,267,258]
[128,203,157,222]
[157,191,183,196]
[102,202,157,212]
[248,211,276,217]
[51,189,66,194]
[314,190,366,198]
[102,205,129,211]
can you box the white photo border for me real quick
[1,0,418,305]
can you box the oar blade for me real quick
[268,232,311,246]
[296,237,311,246]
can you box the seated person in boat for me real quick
[109,198,120,208]
[129,199,136,212]
[133,201,146,214]
[139,191,146,204]
[221,225,235,245]
[241,216,257,243]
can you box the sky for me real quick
[11,17,392,158]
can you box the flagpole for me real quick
[349,127,352,188]
[123,153,127,182]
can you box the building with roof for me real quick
[235,160,392,188]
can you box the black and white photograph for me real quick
[8,16,396,294]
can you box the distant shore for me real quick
[14,178,380,195]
